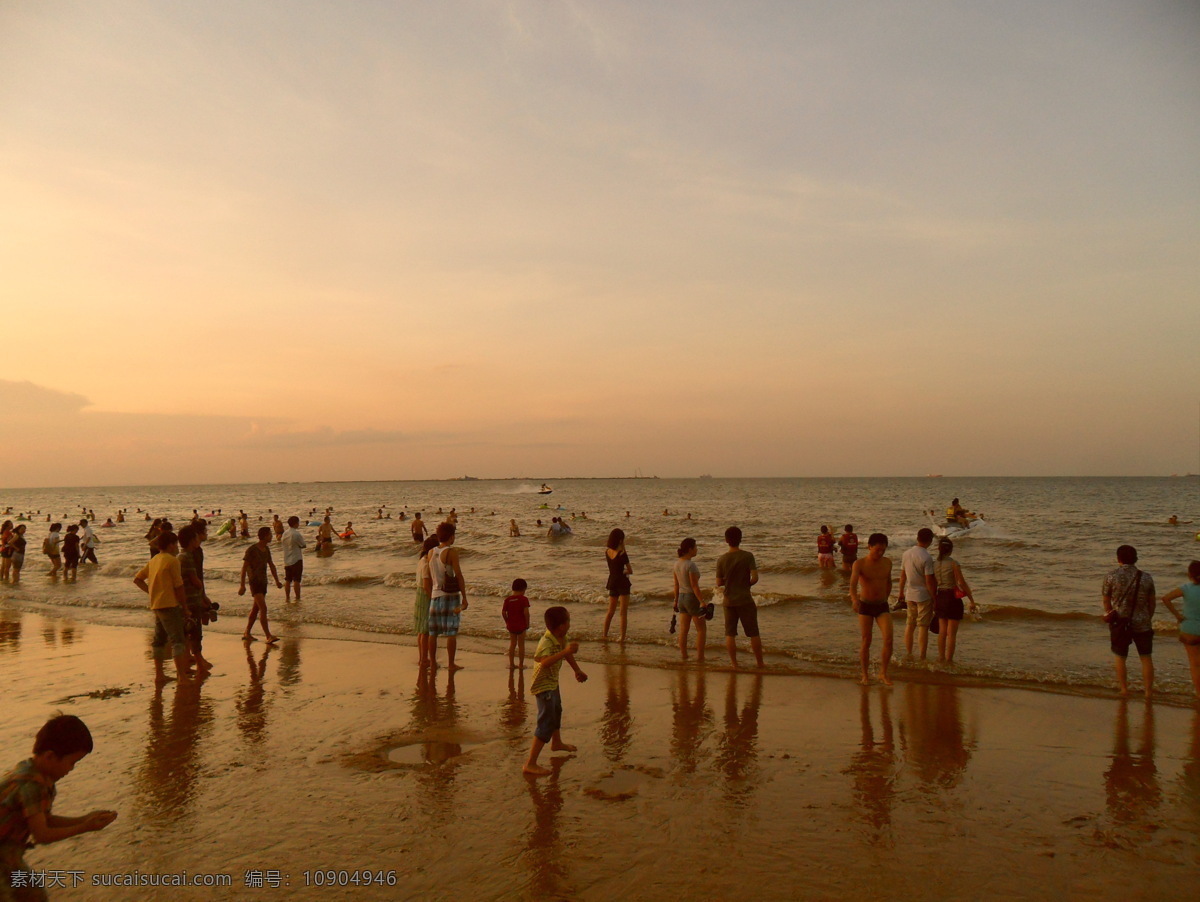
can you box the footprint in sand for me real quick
[583,765,664,801]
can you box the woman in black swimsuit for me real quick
[603,528,633,642]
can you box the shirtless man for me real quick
[317,515,336,557]
[411,513,427,545]
[849,533,894,686]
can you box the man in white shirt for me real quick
[281,516,308,603]
[79,519,98,565]
[898,527,938,661]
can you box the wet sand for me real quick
[2,608,1198,900]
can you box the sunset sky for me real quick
[1,1,1197,487]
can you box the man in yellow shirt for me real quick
[133,531,190,683]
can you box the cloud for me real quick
[236,425,411,450]
[0,380,90,416]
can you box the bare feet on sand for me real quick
[550,742,577,753]
[523,764,552,777]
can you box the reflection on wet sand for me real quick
[38,620,78,647]
[845,687,896,846]
[276,638,302,689]
[900,682,975,790]
[134,676,215,826]
[236,642,274,747]
[600,661,634,765]
[500,668,528,732]
[408,668,464,805]
[1182,710,1200,824]
[0,612,21,653]
[1103,700,1160,839]
[715,672,762,805]
[522,756,572,900]
[669,669,711,776]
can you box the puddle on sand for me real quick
[584,770,646,801]
[387,741,479,766]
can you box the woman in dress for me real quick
[673,537,706,661]
[933,539,976,664]
[1161,560,1200,699]
[603,528,633,642]
[414,535,439,669]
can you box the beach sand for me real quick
[2,608,1198,901]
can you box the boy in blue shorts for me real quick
[1,715,117,901]
[523,606,587,777]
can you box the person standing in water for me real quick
[281,516,307,603]
[411,513,427,545]
[715,526,764,669]
[839,525,859,570]
[414,535,439,670]
[850,533,894,686]
[933,539,977,665]
[1160,560,1200,700]
[602,529,633,643]
[898,528,937,662]
[672,537,706,662]
[1101,544,1157,699]
[79,519,98,565]
[428,522,467,670]
[816,526,836,569]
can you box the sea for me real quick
[3,477,1199,700]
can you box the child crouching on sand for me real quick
[0,715,117,899]
[524,606,587,776]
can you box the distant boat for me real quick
[698,474,713,480]
[927,474,944,478]
[538,484,553,495]
[452,475,479,481]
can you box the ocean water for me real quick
[2,477,1199,699]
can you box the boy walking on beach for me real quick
[134,531,192,683]
[0,715,117,901]
[281,516,306,603]
[502,579,532,668]
[716,526,764,669]
[898,528,937,661]
[524,606,588,777]
[239,526,282,643]
[850,533,894,686]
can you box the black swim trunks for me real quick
[857,600,889,619]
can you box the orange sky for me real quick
[1,2,1198,487]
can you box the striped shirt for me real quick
[529,630,565,695]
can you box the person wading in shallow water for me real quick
[603,529,633,643]
[715,526,763,670]
[1101,544,1156,700]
